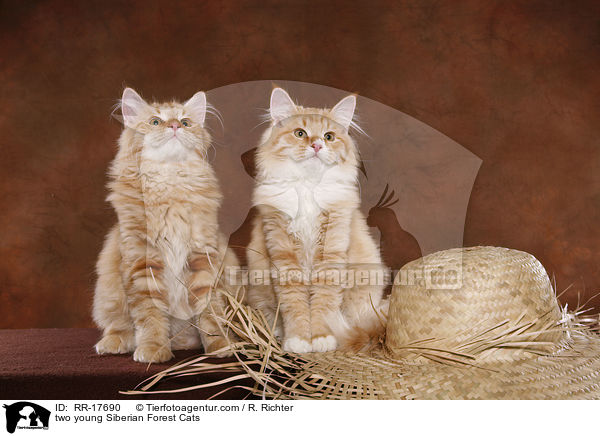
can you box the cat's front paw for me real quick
[311,335,337,352]
[133,343,174,363]
[95,332,135,355]
[283,336,312,353]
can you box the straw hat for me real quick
[131,246,600,399]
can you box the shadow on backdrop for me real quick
[210,81,481,271]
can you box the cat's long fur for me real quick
[93,88,238,363]
[247,88,387,353]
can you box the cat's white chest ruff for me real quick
[253,163,360,267]
[288,183,321,245]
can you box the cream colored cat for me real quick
[93,88,238,363]
[247,88,387,353]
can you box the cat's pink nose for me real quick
[311,143,322,153]
[170,121,181,130]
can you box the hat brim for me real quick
[273,332,600,400]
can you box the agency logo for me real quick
[2,402,50,434]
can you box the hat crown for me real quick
[386,246,565,361]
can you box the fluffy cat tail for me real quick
[327,297,389,353]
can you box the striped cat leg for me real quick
[263,211,312,353]
[197,292,233,357]
[309,268,344,352]
[271,253,312,352]
[186,250,230,356]
[93,226,136,354]
[126,254,174,363]
[247,214,283,337]
[276,282,312,353]
[308,211,353,351]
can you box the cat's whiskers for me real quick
[205,103,224,133]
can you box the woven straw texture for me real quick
[386,246,565,361]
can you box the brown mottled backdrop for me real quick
[1,0,599,328]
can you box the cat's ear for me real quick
[270,88,296,123]
[184,91,207,126]
[121,88,149,128]
[331,95,356,130]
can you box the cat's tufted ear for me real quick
[184,91,207,126]
[331,95,356,130]
[121,88,149,128]
[270,88,296,123]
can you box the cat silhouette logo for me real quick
[2,402,50,433]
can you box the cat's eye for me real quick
[181,119,191,127]
[149,117,162,126]
[324,132,336,141]
[293,128,307,138]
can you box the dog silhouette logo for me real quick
[3,402,50,433]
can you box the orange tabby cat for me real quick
[93,88,238,363]
[247,88,387,353]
